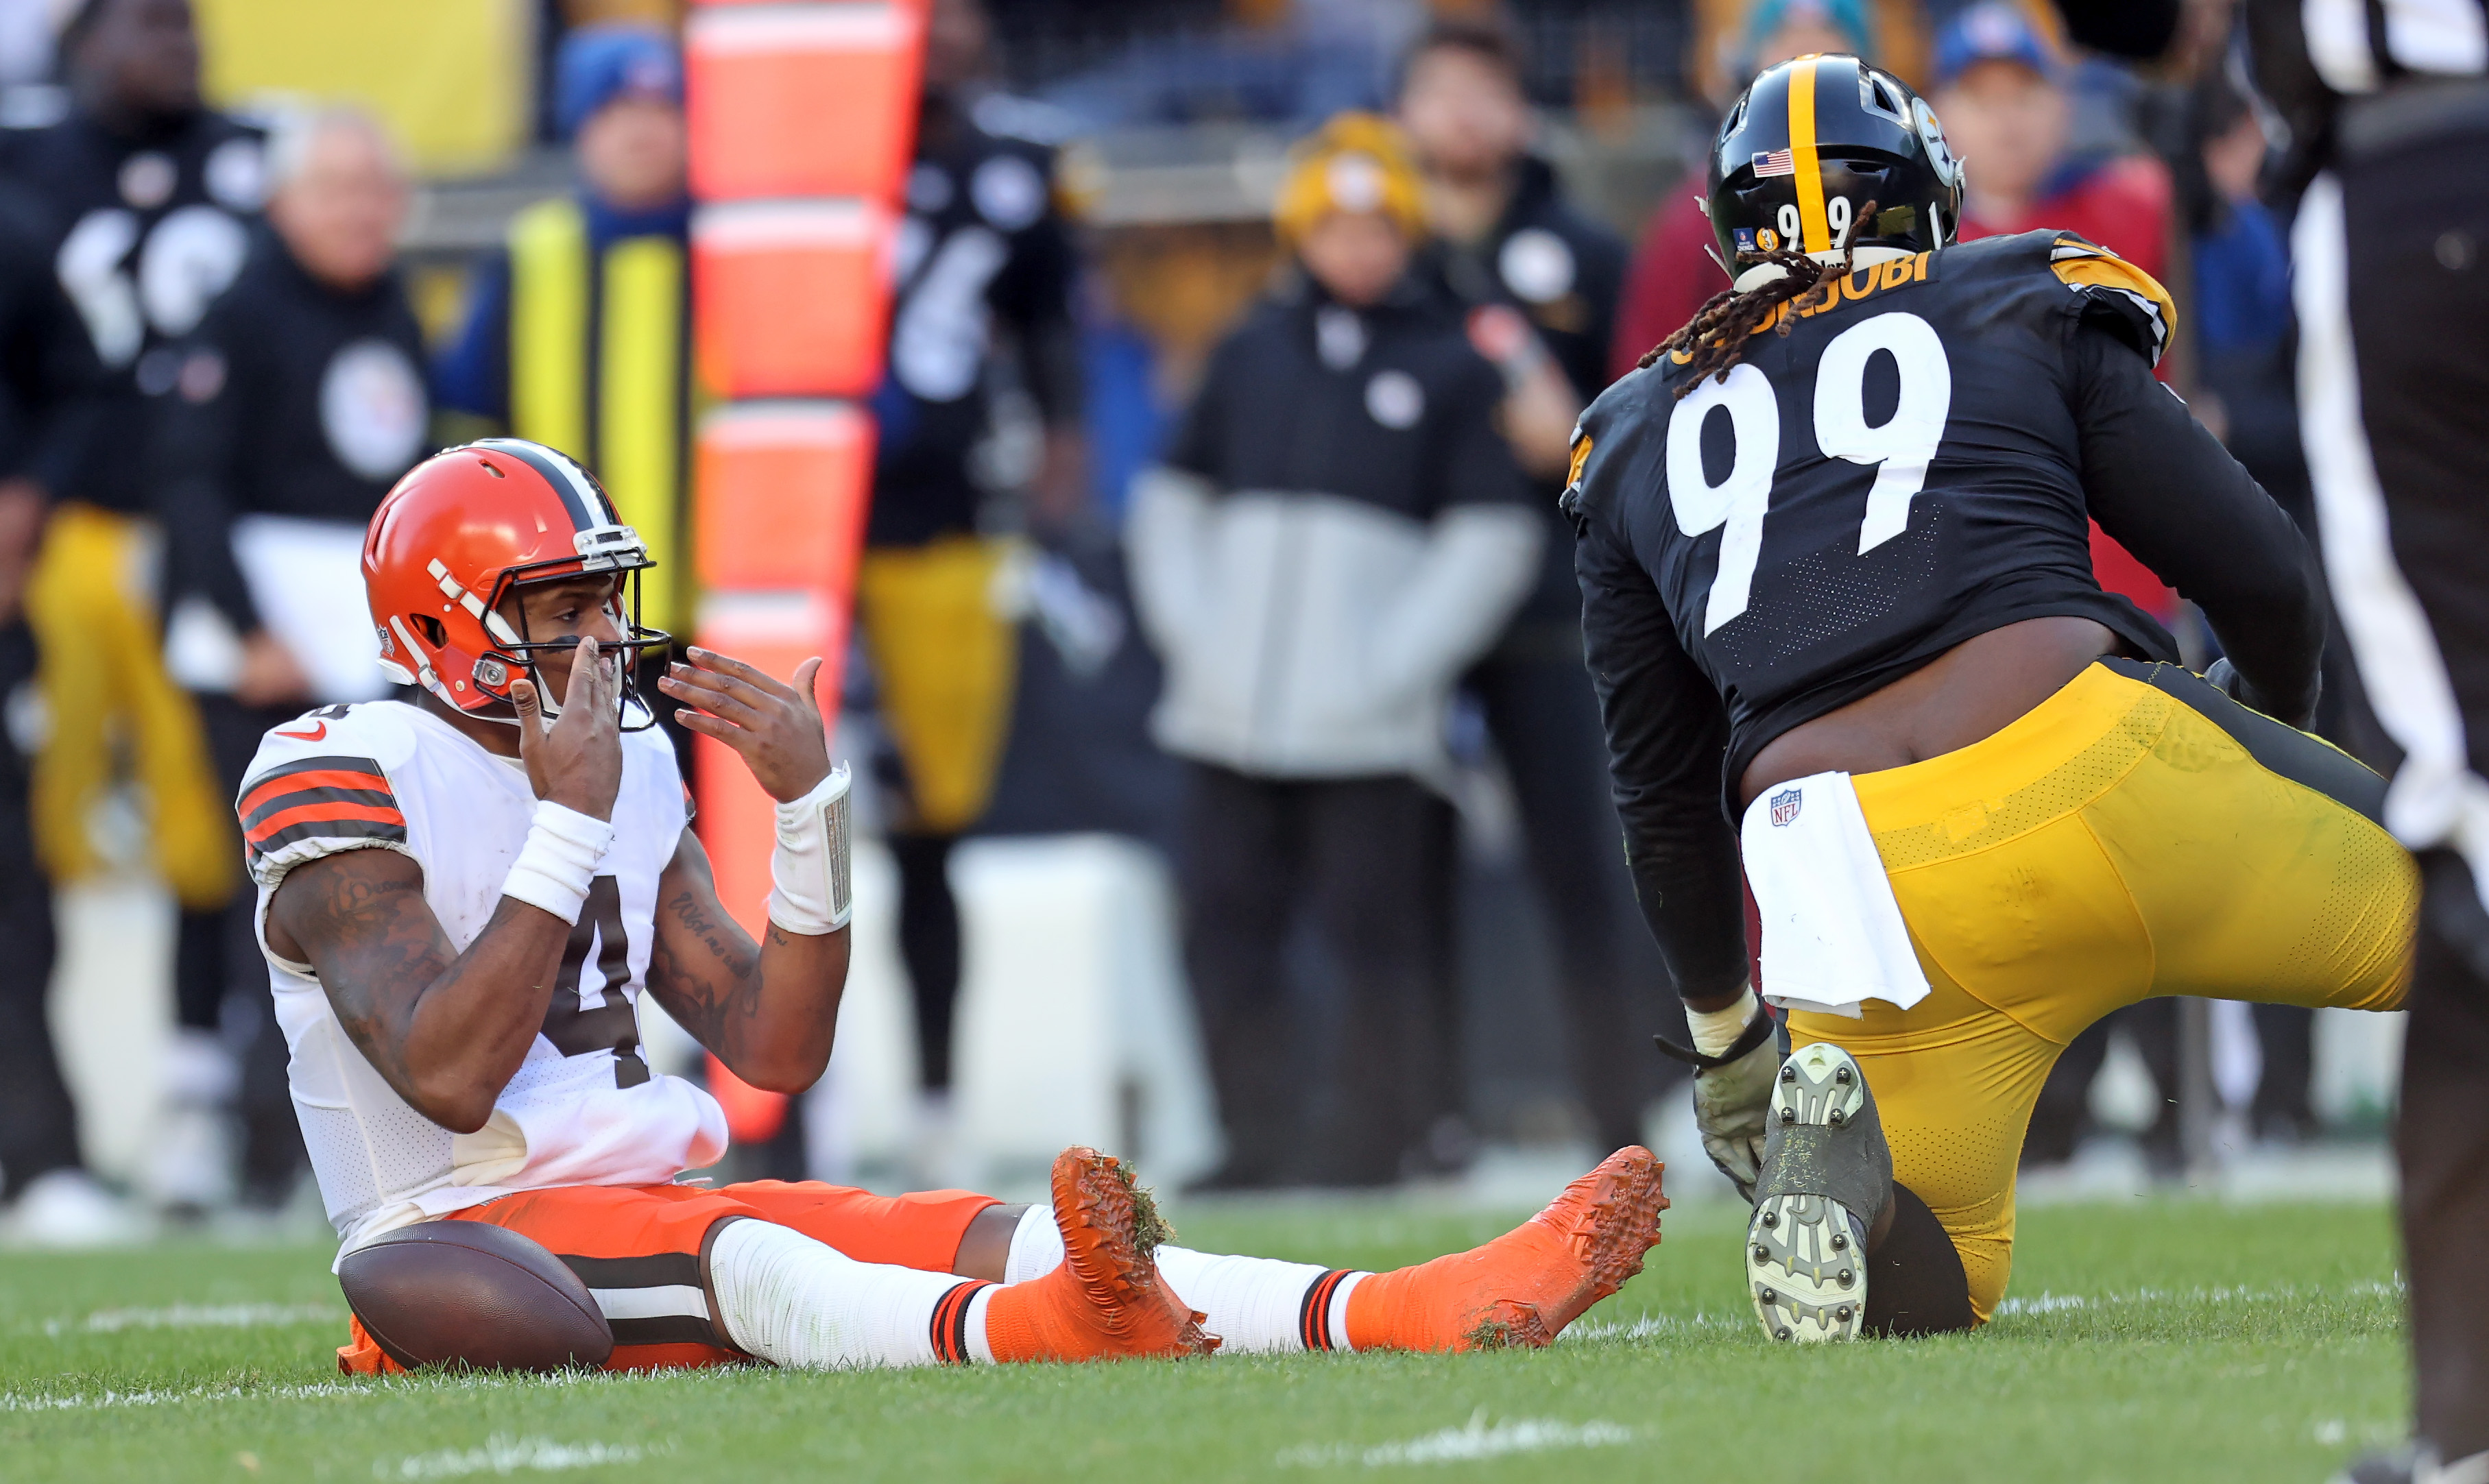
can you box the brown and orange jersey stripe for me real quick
[238,755,407,869]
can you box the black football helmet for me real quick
[1705,54,1963,269]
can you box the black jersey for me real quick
[1573,230,2209,789]
[0,108,264,513]
[1570,230,2325,1001]
[867,90,1079,548]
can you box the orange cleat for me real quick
[981,1147,1217,1363]
[1345,1146,1668,1352]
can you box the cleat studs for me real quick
[1838,1269,1853,1287]
[1781,1065,1797,1082]
[1761,1211,1778,1228]
[1775,1328,1793,1341]
[1831,1233,1849,1251]
[1835,1066,1853,1085]
[1755,1243,1771,1261]
[1759,1288,1777,1304]
[1836,1306,1853,1324]
[1829,1109,1845,1126]
[1779,1107,1796,1124]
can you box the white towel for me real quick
[1740,770,1929,1019]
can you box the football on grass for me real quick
[339,1221,613,1372]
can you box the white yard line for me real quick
[1279,1411,1637,1468]
[45,1302,343,1337]
[0,1364,741,1415]
[0,1381,370,1413]
[1992,1279,2401,1317]
[374,1436,666,1479]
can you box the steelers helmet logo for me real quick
[1914,97,1962,189]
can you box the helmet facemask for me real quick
[468,560,673,731]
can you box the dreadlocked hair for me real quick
[1637,202,1881,399]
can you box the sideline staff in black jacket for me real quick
[1128,114,1540,1187]
[149,107,427,1214]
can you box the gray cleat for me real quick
[1746,1042,1891,1343]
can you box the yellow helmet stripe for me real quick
[1787,55,1830,254]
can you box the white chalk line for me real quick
[44,1302,344,1337]
[1993,1279,2402,1317]
[1279,1410,1636,1468]
[0,1364,732,1415]
[375,1435,673,1479]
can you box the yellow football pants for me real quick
[25,504,234,908]
[1788,659,2414,1323]
[854,535,1018,836]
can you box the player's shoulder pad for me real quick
[1560,367,1666,534]
[237,702,420,890]
[2043,232,2175,368]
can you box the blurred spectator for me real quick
[858,0,1085,1179]
[433,23,693,664]
[1127,114,1539,1187]
[0,171,122,1245]
[1936,3,2171,273]
[148,106,423,1215]
[1609,0,1875,377]
[1395,19,1665,1156]
[2,0,261,1100]
[1935,3,2176,624]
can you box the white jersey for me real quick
[242,700,728,1252]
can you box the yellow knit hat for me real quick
[1273,112,1430,244]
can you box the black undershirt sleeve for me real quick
[1575,510,1750,1006]
[2071,324,2326,724]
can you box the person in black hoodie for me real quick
[1128,114,1541,1187]
[0,175,125,1245]
[147,106,427,1214]
[1395,19,1670,1160]
[3,0,262,1003]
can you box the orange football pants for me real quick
[337,1180,998,1373]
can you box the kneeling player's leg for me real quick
[994,1147,1668,1352]
[2089,665,2417,1016]
[1788,962,2073,1328]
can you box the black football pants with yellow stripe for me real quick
[1787,659,2416,1324]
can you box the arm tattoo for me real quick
[645,871,765,1060]
[271,851,453,1102]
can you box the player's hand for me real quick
[235,629,313,708]
[658,647,832,804]
[1694,1031,1781,1203]
[511,636,623,821]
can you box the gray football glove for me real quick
[1655,1004,1783,1204]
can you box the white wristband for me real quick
[501,799,614,925]
[1688,983,1761,1060]
[767,764,854,936]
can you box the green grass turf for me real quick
[0,1196,2407,1482]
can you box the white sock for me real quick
[710,1217,982,1368]
[997,1204,1367,1354]
[1002,1203,1064,1283]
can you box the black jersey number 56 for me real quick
[1670,309,1953,635]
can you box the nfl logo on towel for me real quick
[1770,788,1803,827]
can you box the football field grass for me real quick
[0,1194,2404,1482]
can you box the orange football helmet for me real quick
[363,438,670,726]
